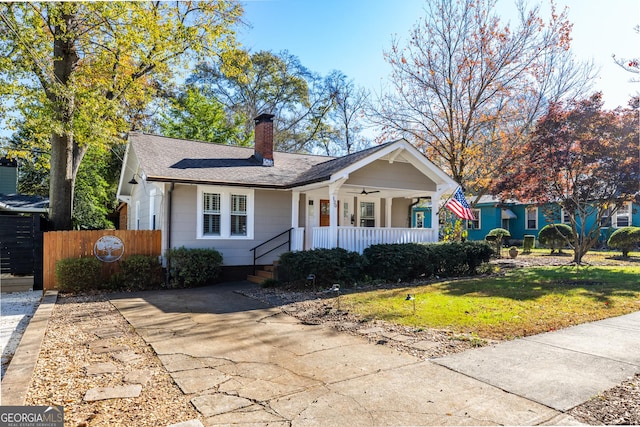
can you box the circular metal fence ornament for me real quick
[94,235,125,263]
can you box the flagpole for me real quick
[440,185,461,207]
[438,185,461,227]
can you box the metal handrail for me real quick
[249,227,293,275]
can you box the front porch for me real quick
[280,139,456,256]
[310,226,437,254]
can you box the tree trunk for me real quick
[48,5,80,230]
[49,133,74,230]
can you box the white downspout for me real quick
[291,191,300,250]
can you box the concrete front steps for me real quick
[247,263,276,284]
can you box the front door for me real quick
[320,199,330,226]
[320,199,339,226]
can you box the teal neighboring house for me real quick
[463,196,640,244]
[411,195,640,244]
[411,198,433,229]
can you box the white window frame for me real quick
[135,201,140,230]
[467,209,481,230]
[415,211,425,228]
[197,186,254,239]
[149,189,157,230]
[613,202,631,228]
[600,207,612,228]
[560,208,571,224]
[359,200,377,227]
[202,192,222,236]
[525,206,538,230]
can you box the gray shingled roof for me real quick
[130,133,398,188]
[291,140,399,186]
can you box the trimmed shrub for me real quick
[608,226,640,257]
[523,235,535,253]
[430,241,493,277]
[55,257,102,293]
[486,228,511,256]
[278,248,366,288]
[538,224,573,253]
[108,255,163,291]
[363,243,434,282]
[460,241,494,274]
[166,247,223,288]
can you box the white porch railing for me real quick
[291,227,305,251]
[312,227,438,254]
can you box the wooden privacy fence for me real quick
[43,230,161,290]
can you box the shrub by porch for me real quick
[276,241,493,289]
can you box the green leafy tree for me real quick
[5,116,122,228]
[0,2,246,230]
[158,86,250,146]
[6,121,50,197]
[189,50,335,152]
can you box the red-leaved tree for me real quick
[493,93,639,264]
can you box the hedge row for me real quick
[277,241,493,289]
[55,247,223,293]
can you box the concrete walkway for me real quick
[110,283,589,426]
[434,310,640,412]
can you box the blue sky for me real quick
[238,0,639,109]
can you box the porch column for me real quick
[328,180,345,248]
[431,188,446,237]
[329,189,338,248]
[290,191,300,250]
[291,191,300,228]
[385,197,393,228]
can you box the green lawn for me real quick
[339,258,640,340]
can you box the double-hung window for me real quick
[526,207,538,230]
[467,209,481,229]
[202,193,221,236]
[360,202,375,227]
[230,194,247,236]
[613,202,631,228]
[198,186,253,239]
[600,207,612,227]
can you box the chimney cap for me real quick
[254,113,275,123]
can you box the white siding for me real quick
[130,182,162,230]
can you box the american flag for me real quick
[445,187,475,220]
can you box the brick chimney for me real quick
[254,113,275,166]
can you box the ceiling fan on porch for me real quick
[348,187,380,195]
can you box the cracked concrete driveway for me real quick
[110,282,572,426]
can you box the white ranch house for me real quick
[117,114,457,278]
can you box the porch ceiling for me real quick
[303,183,435,199]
